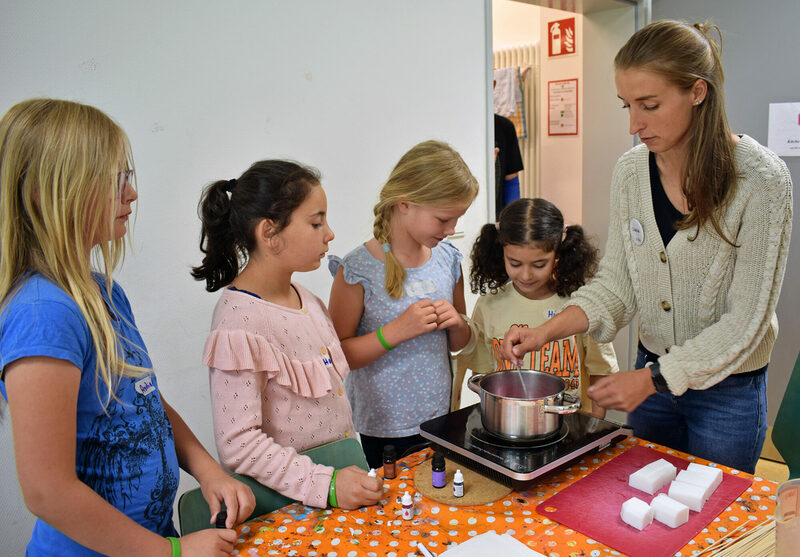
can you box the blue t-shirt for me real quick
[0,274,180,556]
[328,241,462,437]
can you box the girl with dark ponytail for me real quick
[454,198,618,416]
[192,160,382,511]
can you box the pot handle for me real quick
[468,373,486,394]
[543,393,581,415]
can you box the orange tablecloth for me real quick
[232,436,777,556]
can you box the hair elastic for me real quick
[166,536,181,557]
[376,326,395,351]
[381,243,391,253]
[223,178,237,192]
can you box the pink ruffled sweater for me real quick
[203,284,354,508]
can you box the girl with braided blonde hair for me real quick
[328,140,478,467]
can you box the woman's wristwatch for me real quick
[645,361,670,393]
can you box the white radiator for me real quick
[493,42,539,199]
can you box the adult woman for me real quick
[502,20,792,473]
[0,98,254,556]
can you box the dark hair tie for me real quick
[223,178,237,192]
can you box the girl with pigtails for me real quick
[328,140,479,468]
[192,161,382,511]
[455,198,618,417]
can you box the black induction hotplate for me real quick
[419,404,631,484]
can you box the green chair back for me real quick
[772,351,800,479]
[178,437,369,535]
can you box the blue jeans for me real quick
[628,349,767,473]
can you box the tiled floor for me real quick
[755,458,789,483]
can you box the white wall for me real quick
[582,7,637,371]
[537,7,584,226]
[0,0,490,552]
[492,0,542,47]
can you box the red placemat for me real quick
[536,445,752,557]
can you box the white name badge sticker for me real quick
[135,376,156,397]
[405,279,437,298]
[629,218,645,246]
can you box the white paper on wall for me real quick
[768,102,800,157]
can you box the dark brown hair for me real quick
[191,160,320,291]
[469,198,598,297]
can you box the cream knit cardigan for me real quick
[569,135,793,396]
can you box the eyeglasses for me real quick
[116,169,134,197]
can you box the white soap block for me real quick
[676,469,715,501]
[668,480,705,512]
[651,493,690,528]
[629,459,677,494]
[650,459,677,482]
[687,462,723,491]
[620,497,654,530]
[629,467,660,494]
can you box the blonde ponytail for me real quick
[373,203,406,298]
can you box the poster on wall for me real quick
[548,17,576,58]
[768,102,800,157]
[548,79,578,136]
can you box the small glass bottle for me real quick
[383,444,397,480]
[453,469,464,498]
[401,491,414,520]
[215,509,228,529]
[431,452,446,489]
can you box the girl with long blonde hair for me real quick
[0,98,254,556]
[328,140,478,468]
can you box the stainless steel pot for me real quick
[468,369,581,441]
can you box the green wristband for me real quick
[376,326,394,351]
[166,536,181,557]
[328,469,339,508]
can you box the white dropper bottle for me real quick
[401,490,414,520]
[453,469,464,497]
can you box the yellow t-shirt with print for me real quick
[453,284,619,411]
